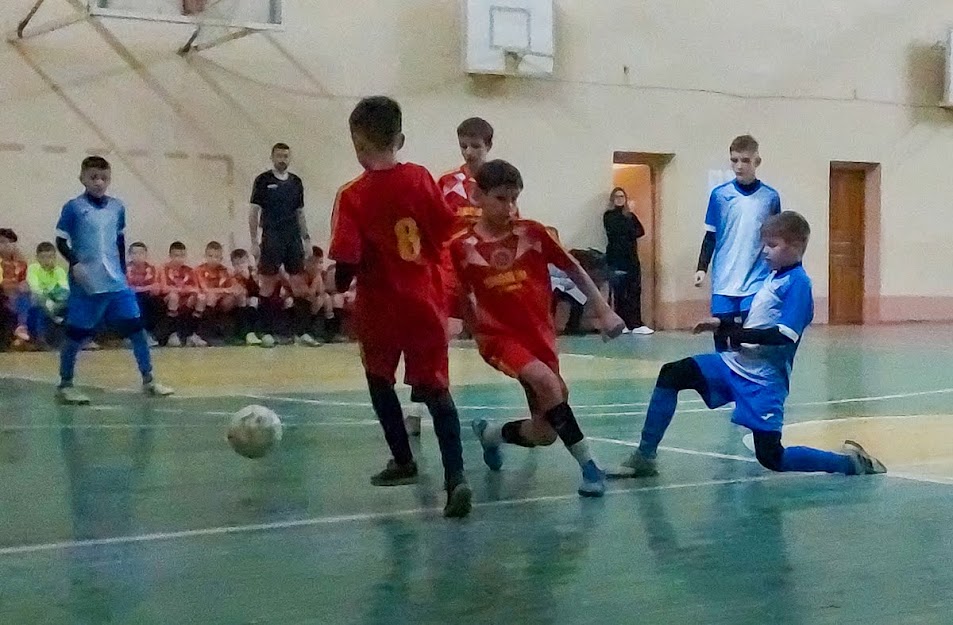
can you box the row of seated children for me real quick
[126,241,352,348]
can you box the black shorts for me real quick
[259,230,304,276]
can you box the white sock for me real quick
[483,422,504,445]
[567,439,593,469]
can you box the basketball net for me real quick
[180,0,246,52]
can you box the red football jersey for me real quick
[160,263,197,291]
[196,262,233,291]
[329,163,456,316]
[1,259,27,288]
[126,262,158,289]
[437,165,480,232]
[450,219,575,347]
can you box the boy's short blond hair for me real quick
[762,211,810,245]
[729,134,759,154]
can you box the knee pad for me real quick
[657,358,703,390]
[113,318,145,338]
[753,431,785,472]
[64,325,96,342]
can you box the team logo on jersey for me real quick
[489,247,515,270]
[267,184,278,190]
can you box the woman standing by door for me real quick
[603,187,653,334]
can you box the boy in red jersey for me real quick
[329,96,471,518]
[0,228,30,345]
[159,241,203,347]
[230,248,262,345]
[452,160,625,497]
[195,241,237,343]
[405,118,497,435]
[125,242,161,346]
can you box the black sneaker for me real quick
[370,460,419,486]
[443,480,473,519]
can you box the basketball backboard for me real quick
[464,0,554,77]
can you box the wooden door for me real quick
[829,167,866,324]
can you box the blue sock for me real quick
[59,338,82,388]
[129,330,154,383]
[638,386,679,459]
[780,446,854,475]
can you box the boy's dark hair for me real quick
[205,241,223,252]
[762,211,811,245]
[0,228,17,242]
[457,117,494,146]
[36,241,56,254]
[81,156,111,172]
[230,248,249,262]
[475,159,524,192]
[729,134,759,154]
[311,245,324,258]
[349,96,402,149]
[169,241,187,253]
[272,142,290,154]
[129,241,147,252]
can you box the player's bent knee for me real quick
[113,318,145,339]
[657,358,703,391]
[65,325,96,342]
[753,431,785,472]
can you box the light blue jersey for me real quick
[720,264,813,394]
[705,180,781,297]
[55,193,127,294]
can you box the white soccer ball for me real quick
[227,405,283,459]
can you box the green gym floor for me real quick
[2,325,953,624]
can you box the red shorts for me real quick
[356,298,450,391]
[477,333,559,379]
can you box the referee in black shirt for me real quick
[249,143,319,347]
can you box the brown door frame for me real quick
[829,161,881,324]
[612,151,674,329]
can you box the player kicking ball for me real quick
[610,211,886,479]
[452,160,625,497]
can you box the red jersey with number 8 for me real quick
[329,163,455,307]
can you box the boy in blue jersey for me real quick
[695,135,781,351]
[54,157,174,405]
[613,211,886,478]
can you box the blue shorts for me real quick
[711,294,755,317]
[692,353,785,432]
[66,287,141,331]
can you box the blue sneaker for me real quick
[578,460,606,497]
[471,419,503,471]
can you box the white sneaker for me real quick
[260,334,276,348]
[621,327,632,334]
[147,334,159,347]
[186,334,209,348]
[83,341,101,351]
[245,332,262,346]
[631,326,655,335]
[167,334,182,348]
[295,333,323,347]
[143,380,174,397]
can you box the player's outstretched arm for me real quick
[563,260,624,340]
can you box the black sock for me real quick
[260,296,282,337]
[423,388,465,487]
[291,298,312,337]
[502,420,536,447]
[366,375,413,466]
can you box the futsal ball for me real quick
[227,405,283,459]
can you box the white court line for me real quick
[0,473,798,557]
[589,436,758,463]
